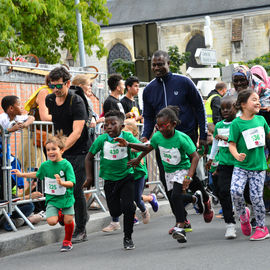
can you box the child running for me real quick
[115,106,205,244]
[12,133,76,251]
[229,89,270,241]
[102,120,159,232]
[206,96,237,239]
[84,110,141,250]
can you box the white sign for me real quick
[186,67,220,79]
[195,48,217,65]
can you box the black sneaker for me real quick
[123,237,135,250]
[194,190,205,214]
[72,229,87,243]
[172,227,187,243]
[60,241,73,252]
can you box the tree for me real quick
[111,58,135,80]
[0,0,111,64]
[168,45,190,74]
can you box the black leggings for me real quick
[104,174,136,239]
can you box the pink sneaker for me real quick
[250,226,270,241]
[240,207,252,236]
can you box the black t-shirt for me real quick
[46,91,89,156]
[103,95,125,115]
[120,96,141,114]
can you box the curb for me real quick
[0,200,171,257]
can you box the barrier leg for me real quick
[2,209,17,232]
[14,205,35,230]
[91,193,107,212]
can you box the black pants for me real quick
[171,182,193,223]
[216,165,235,224]
[64,154,88,232]
[104,174,136,239]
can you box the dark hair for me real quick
[125,76,139,89]
[152,50,170,61]
[234,88,255,111]
[105,110,125,123]
[108,74,123,91]
[221,95,235,107]
[156,105,180,125]
[48,67,71,82]
[1,95,19,112]
[215,82,227,91]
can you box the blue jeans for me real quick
[134,176,146,212]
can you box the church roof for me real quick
[105,0,270,26]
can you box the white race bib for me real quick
[242,126,265,150]
[103,141,128,160]
[45,177,66,195]
[159,146,181,165]
[217,128,230,147]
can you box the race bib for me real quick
[103,141,128,160]
[217,128,230,147]
[242,126,265,150]
[159,146,181,165]
[45,177,66,195]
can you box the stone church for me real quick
[79,0,270,78]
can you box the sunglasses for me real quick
[48,82,67,89]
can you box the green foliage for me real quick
[238,52,270,74]
[111,58,135,80]
[167,45,190,74]
[0,0,111,64]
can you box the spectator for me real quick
[120,76,143,122]
[46,67,89,243]
[103,74,125,115]
[205,82,227,124]
[141,50,213,228]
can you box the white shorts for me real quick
[165,169,189,191]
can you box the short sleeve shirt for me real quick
[0,113,28,129]
[103,95,125,115]
[150,130,196,173]
[36,159,76,208]
[213,120,235,166]
[89,131,140,181]
[228,115,270,171]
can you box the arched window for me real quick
[107,43,132,74]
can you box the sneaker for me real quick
[203,198,214,223]
[194,191,204,214]
[184,220,192,232]
[149,194,159,212]
[250,218,256,229]
[72,228,87,243]
[250,226,270,241]
[61,240,73,252]
[37,210,47,221]
[134,218,140,225]
[123,237,135,250]
[172,226,187,243]
[58,210,64,226]
[4,218,24,231]
[225,223,237,239]
[168,225,176,235]
[240,207,252,236]
[102,221,121,232]
[141,208,150,224]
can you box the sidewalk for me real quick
[0,199,171,258]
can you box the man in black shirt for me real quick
[46,67,89,243]
[103,74,125,115]
[120,76,143,122]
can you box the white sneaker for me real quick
[141,208,150,224]
[225,223,237,239]
[102,222,121,232]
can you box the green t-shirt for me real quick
[36,159,75,209]
[214,120,235,166]
[228,115,270,171]
[130,151,148,180]
[150,130,196,173]
[89,131,140,181]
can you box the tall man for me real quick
[141,50,214,228]
[46,67,89,243]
